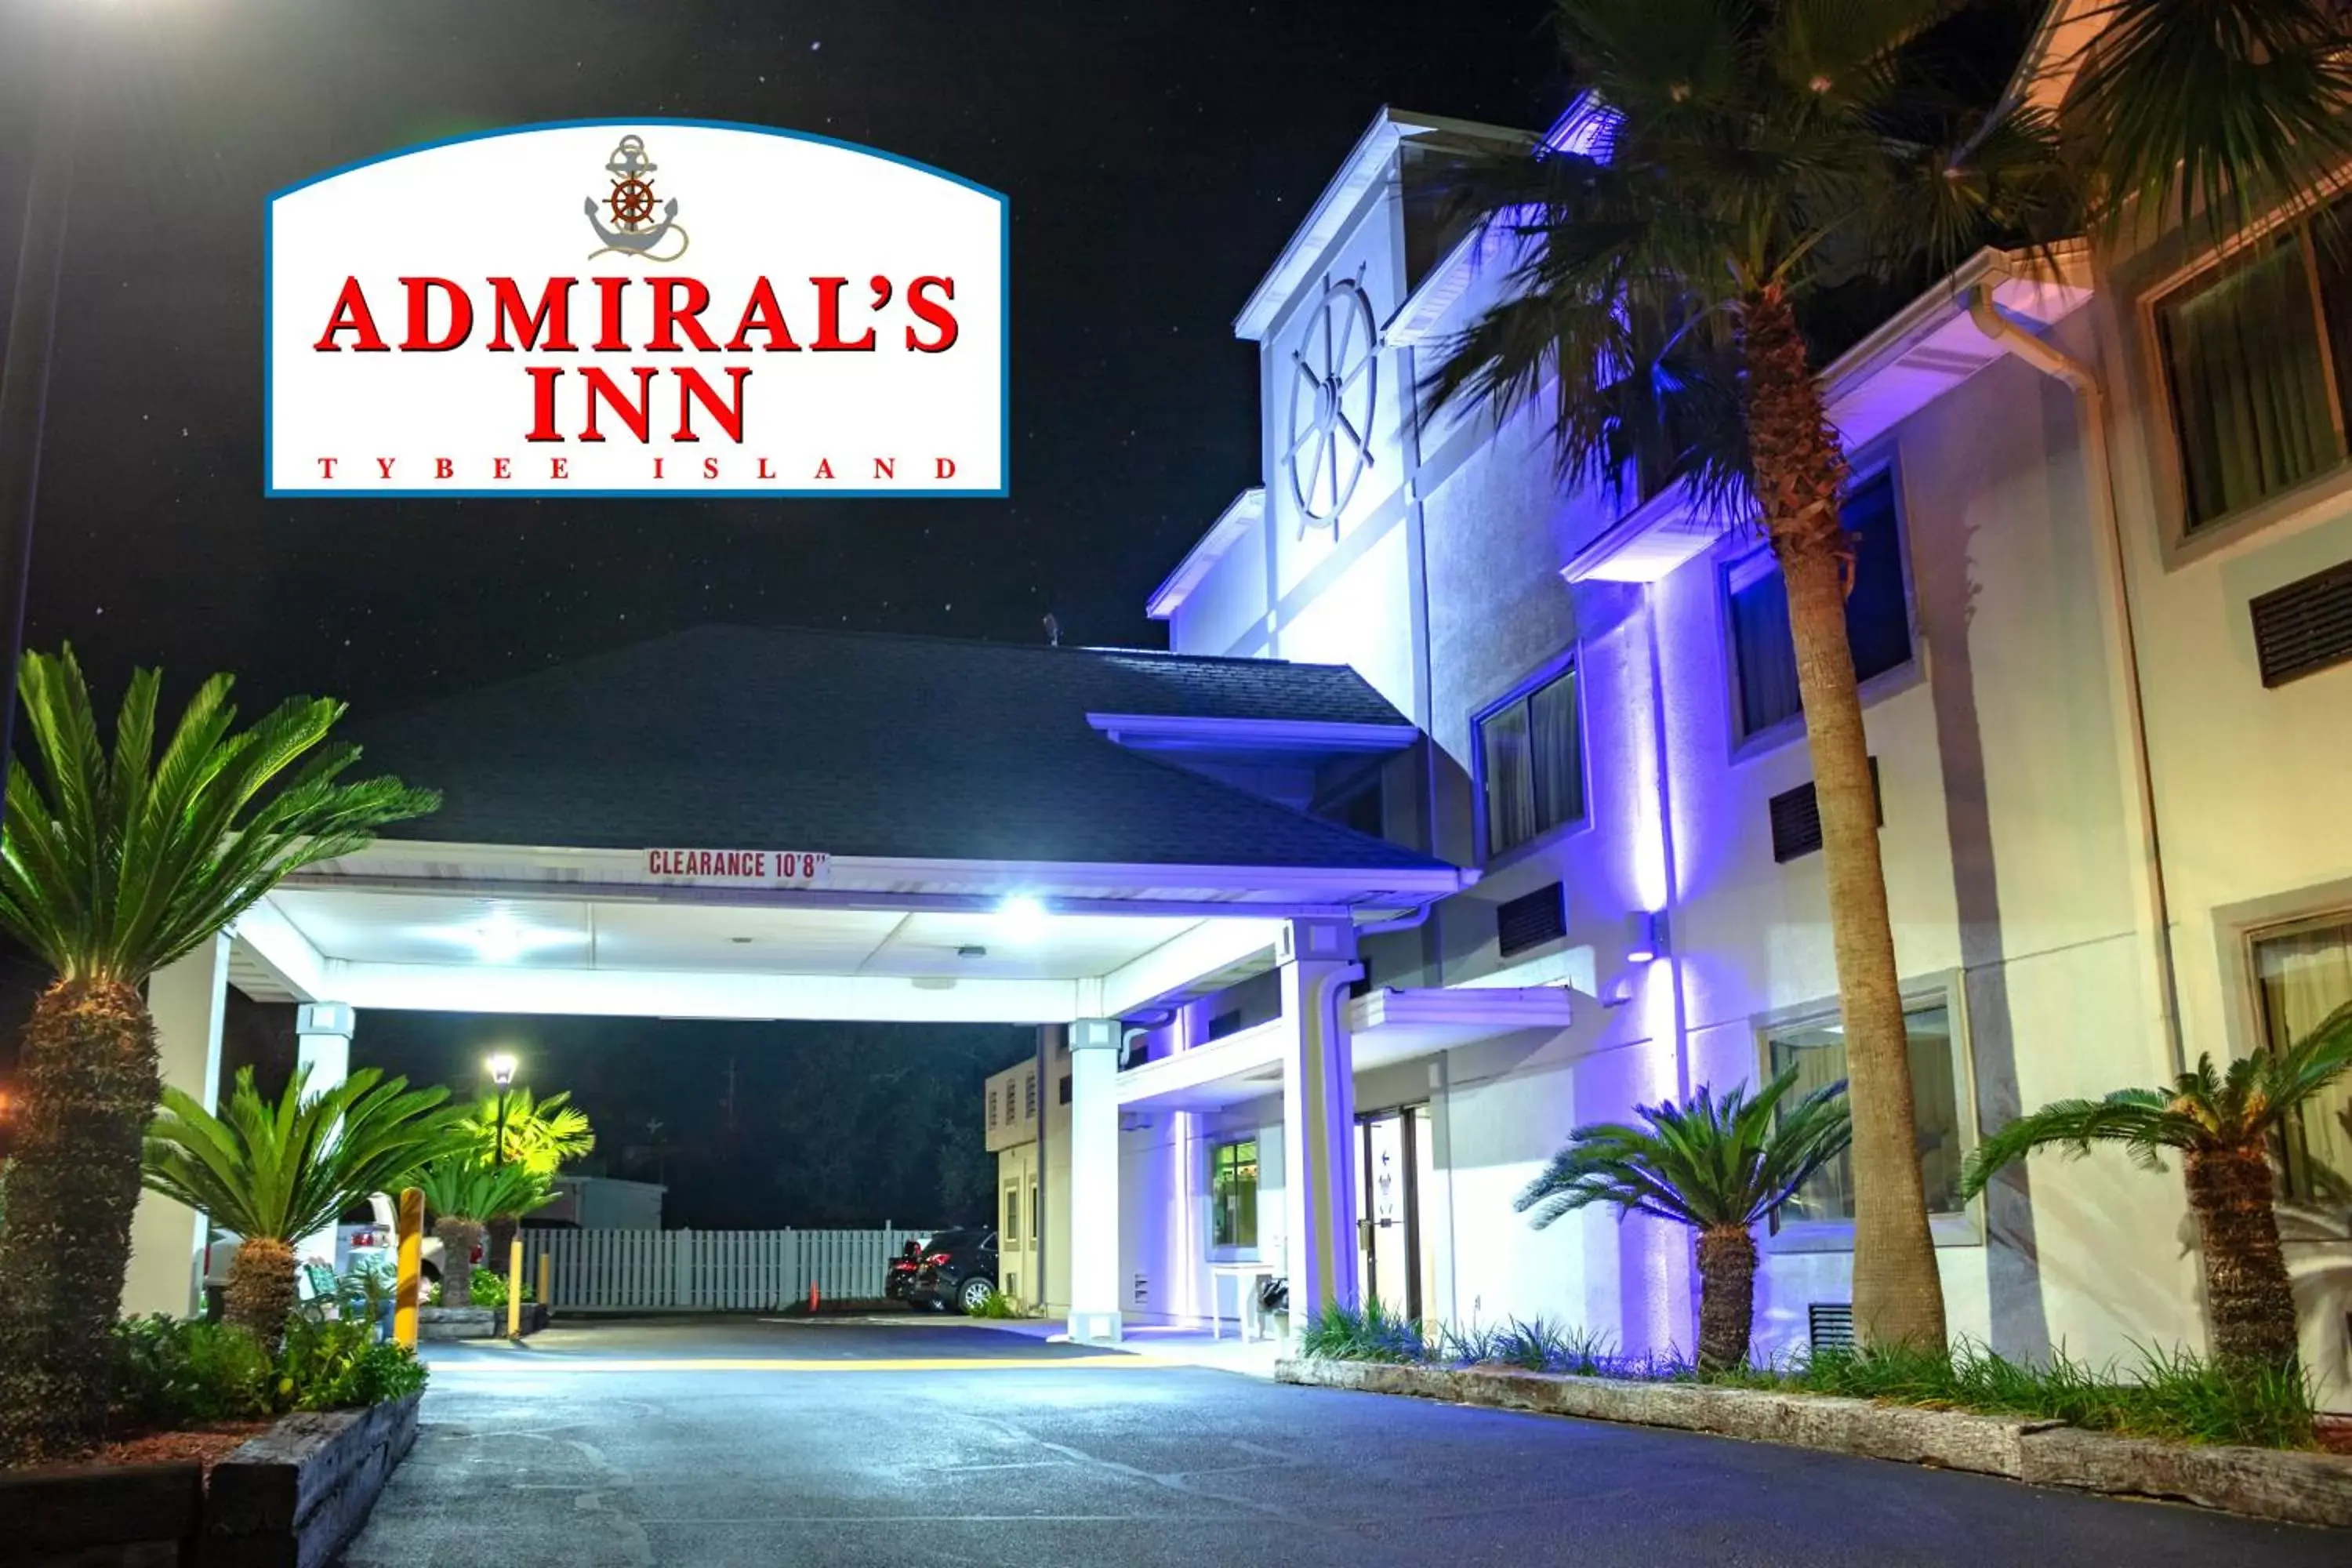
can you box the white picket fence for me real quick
[524,1228,934,1312]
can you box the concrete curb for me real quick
[1275,1357,2352,1530]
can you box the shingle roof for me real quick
[349,625,1450,872]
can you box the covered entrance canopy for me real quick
[126,626,1477,1339]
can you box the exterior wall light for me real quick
[1625,909,1669,964]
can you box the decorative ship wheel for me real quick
[1287,276,1378,532]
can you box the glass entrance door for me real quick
[1357,1106,1425,1319]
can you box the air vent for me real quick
[1769,758,1882,864]
[1497,882,1567,958]
[2250,559,2352,688]
[1808,1301,1857,1353]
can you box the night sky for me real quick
[0,0,1561,1225]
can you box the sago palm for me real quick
[140,1065,463,1343]
[416,1156,548,1308]
[1961,1003,2352,1374]
[0,647,436,1464]
[1517,1069,1853,1370]
[459,1086,592,1271]
[1431,0,2350,1347]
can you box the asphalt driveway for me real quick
[345,1316,2343,1566]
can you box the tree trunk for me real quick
[1742,283,1945,1351]
[485,1214,518,1291]
[224,1236,297,1347]
[1695,1224,1759,1371]
[0,978,160,1464]
[2183,1143,2301,1373]
[434,1219,482,1307]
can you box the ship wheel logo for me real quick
[1286,274,1378,534]
[583,134,690,262]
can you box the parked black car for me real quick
[884,1238,925,1302]
[910,1227,998,1312]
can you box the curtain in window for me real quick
[1528,668,1583,834]
[1481,699,1535,855]
[2159,236,2339,528]
[1768,1027,1854,1221]
[1728,552,1803,735]
[2254,920,2352,1198]
[1769,1004,1961,1224]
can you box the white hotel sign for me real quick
[266,120,1007,498]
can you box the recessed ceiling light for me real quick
[957,944,988,958]
[729,936,753,944]
[997,894,1048,943]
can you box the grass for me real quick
[1297,1305,2320,1450]
[963,1288,1024,1320]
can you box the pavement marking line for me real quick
[426,1355,1162,1373]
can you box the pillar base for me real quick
[1067,1309,1123,1345]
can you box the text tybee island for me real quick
[266,122,1007,498]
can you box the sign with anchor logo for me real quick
[265,119,1008,498]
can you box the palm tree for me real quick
[415,1157,547,1308]
[1517,1069,1853,1370]
[458,1087,593,1272]
[1961,1004,2352,1374]
[1428,0,2352,1348]
[461,1087,594,1175]
[0,648,436,1464]
[140,1065,464,1343]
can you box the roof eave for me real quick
[1233,108,1533,343]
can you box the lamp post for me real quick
[484,1051,521,1337]
[486,1051,517,1166]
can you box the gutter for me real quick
[1967,281,2187,1076]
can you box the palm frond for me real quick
[1516,1067,1853,1234]
[141,1065,463,1244]
[415,1153,552,1223]
[2063,0,2352,249]
[0,646,439,985]
[459,1087,596,1177]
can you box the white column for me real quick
[293,1001,356,1265]
[121,933,229,1319]
[1065,1016,1122,1344]
[1279,917,1362,1327]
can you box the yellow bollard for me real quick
[394,1187,423,1349]
[537,1252,551,1315]
[506,1239,524,1339]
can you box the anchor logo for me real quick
[584,134,689,262]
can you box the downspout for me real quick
[1966,283,2187,1076]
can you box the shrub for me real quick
[278,1317,428,1410]
[963,1288,1019,1319]
[1298,1298,1423,1363]
[470,1265,509,1309]
[109,1315,272,1428]
[107,1312,429,1434]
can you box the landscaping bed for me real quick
[1278,1352,2352,1530]
[0,1316,432,1565]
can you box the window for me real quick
[1004,1185,1020,1243]
[2156,205,2352,531]
[1210,1138,1259,1249]
[2252,913,2352,1198]
[1726,469,1911,742]
[1058,1074,1071,1106]
[1763,994,1969,1229]
[1024,1073,1037,1120]
[1476,661,1584,858]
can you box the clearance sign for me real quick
[265,120,1007,498]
